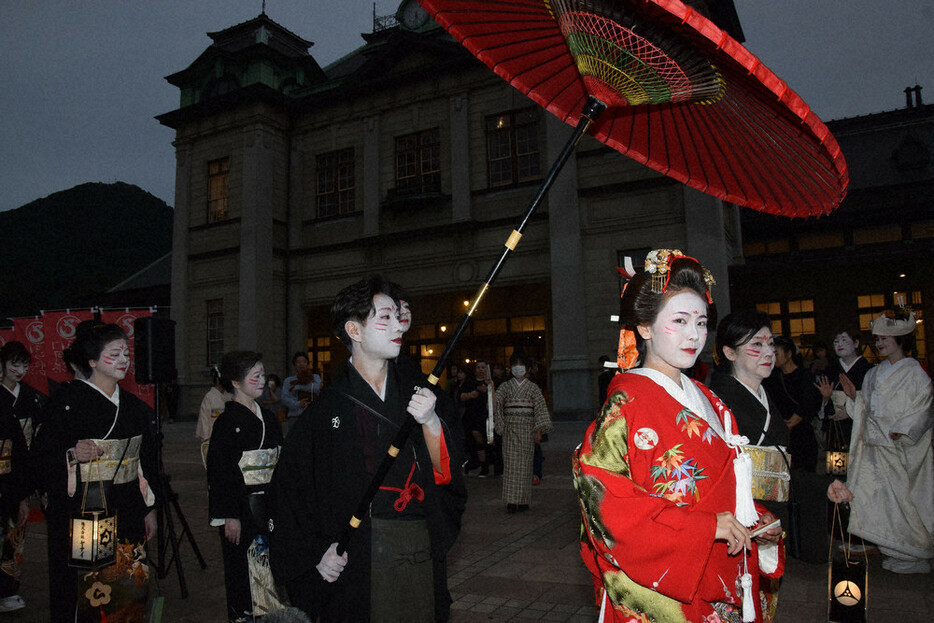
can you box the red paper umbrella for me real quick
[419,0,849,216]
[335,0,849,555]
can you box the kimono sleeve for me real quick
[891,368,933,441]
[206,410,249,521]
[531,384,553,435]
[270,405,332,584]
[576,395,718,605]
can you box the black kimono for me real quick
[820,356,874,449]
[764,366,822,472]
[0,381,44,450]
[709,370,790,448]
[206,400,282,621]
[0,398,30,599]
[32,380,158,623]
[271,357,466,622]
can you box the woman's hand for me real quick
[815,375,833,400]
[784,414,803,429]
[224,518,241,545]
[752,512,782,546]
[144,509,157,542]
[839,373,857,401]
[715,511,751,556]
[316,542,348,583]
[827,479,854,503]
[74,439,103,462]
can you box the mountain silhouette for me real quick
[0,182,173,318]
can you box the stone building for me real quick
[156,1,754,418]
[731,88,932,369]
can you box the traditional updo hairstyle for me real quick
[714,310,772,370]
[62,323,128,379]
[619,256,714,368]
[219,350,263,394]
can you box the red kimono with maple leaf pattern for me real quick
[573,373,784,623]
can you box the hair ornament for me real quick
[644,248,716,303]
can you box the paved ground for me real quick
[6,419,933,621]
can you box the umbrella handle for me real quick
[335,96,607,556]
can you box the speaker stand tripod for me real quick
[151,384,207,598]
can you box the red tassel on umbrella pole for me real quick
[335,96,607,554]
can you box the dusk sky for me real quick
[2,0,932,212]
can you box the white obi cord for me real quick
[238,447,280,486]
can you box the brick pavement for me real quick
[6,420,933,621]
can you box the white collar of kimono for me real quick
[875,357,909,383]
[840,356,862,374]
[733,376,770,445]
[80,378,120,408]
[628,368,725,440]
[2,383,18,400]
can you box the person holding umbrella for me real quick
[271,275,465,622]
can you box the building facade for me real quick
[158,2,753,418]
[730,90,932,369]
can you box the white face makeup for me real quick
[833,333,858,359]
[353,293,404,361]
[91,339,130,382]
[398,300,412,333]
[3,361,28,387]
[235,361,266,400]
[727,327,774,385]
[640,291,708,383]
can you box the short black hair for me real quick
[62,323,128,378]
[291,351,308,366]
[220,350,263,393]
[509,352,530,367]
[331,275,396,349]
[0,341,30,368]
[714,310,772,369]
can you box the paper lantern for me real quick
[70,510,117,569]
[826,450,849,476]
[833,580,862,606]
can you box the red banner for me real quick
[42,310,97,390]
[99,308,154,408]
[11,317,50,395]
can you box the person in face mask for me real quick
[493,352,553,513]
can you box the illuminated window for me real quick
[757,299,815,343]
[857,293,886,332]
[316,148,355,218]
[473,318,508,335]
[486,108,542,188]
[511,315,545,332]
[207,158,230,223]
[394,128,440,197]
[206,299,224,366]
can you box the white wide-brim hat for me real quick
[871,312,918,336]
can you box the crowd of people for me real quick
[0,255,930,622]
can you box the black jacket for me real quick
[271,357,466,622]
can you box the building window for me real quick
[316,148,355,218]
[207,158,230,223]
[486,108,542,188]
[756,299,815,344]
[206,299,224,366]
[857,293,886,332]
[394,128,440,197]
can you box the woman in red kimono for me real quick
[574,250,784,623]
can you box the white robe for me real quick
[846,357,934,562]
